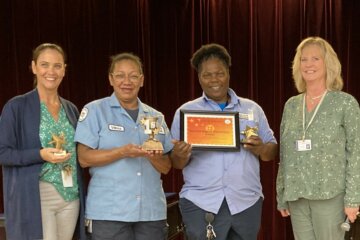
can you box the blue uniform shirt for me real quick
[171,88,277,214]
[74,93,173,221]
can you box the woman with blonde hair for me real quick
[277,37,360,240]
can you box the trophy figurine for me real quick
[241,125,259,142]
[140,115,164,151]
[49,132,67,156]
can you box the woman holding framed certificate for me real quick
[170,43,277,240]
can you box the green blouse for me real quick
[39,102,79,201]
[277,91,360,209]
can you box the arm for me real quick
[343,96,360,217]
[242,104,278,161]
[276,149,290,217]
[147,152,172,174]
[243,136,277,161]
[77,143,150,168]
[276,102,289,216]
[0,99,43,166]
[169,109,192,170]
[78,142,170,174]
[277,157,290,217]
[169,140,192,169]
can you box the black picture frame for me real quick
[180,110,240,151]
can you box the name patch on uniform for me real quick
[108,124,124,131]
[239,111,254,121]
[79,107,88,122]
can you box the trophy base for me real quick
[54,150,67,157]
[142,140,164,151]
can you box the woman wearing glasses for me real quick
[74,52,176,240]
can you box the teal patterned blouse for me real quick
[39,102,79,201]
[277,91,360,209]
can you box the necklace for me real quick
[307,91,326,104]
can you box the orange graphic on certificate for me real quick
[186,117,234,145]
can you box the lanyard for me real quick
[302,91,327,140]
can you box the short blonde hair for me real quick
[292,36,343,93]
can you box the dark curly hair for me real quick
[190,43,231,73]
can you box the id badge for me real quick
[61,169,73,187]
[296,139,312,151]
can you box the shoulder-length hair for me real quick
[292,36,343,93]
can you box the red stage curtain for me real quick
[1,1,360,239]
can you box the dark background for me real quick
[1,1,360,239]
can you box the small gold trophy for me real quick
[241,125,259,142]
[49,132,73,187]
[49,132,67,156]
[140,115,164,151]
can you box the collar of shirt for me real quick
[201,88,241,109]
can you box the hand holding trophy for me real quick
[241,125,259,142]
[241,125,265,157]
[140,115,164,151]
[48,132,73,187]
[49,132,67,156]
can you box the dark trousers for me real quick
[90,219,168,240]
[179,197,262,240]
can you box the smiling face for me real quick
[300,44,326,87]
[198,57,229,103]
[109,59,144,108]
[32,48,66,92]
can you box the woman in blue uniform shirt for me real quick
[75,52,185,240]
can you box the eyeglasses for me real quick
[111,73,142,82]
[201,71,227,80]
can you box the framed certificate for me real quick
[180,110,240,151]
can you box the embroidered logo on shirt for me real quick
[108,124,124,131]
[79,107,88,122]
[159,127,165,134]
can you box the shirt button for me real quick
[136,195,141,200]
[137,172,142,176]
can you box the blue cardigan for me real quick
[0,89,86,240]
